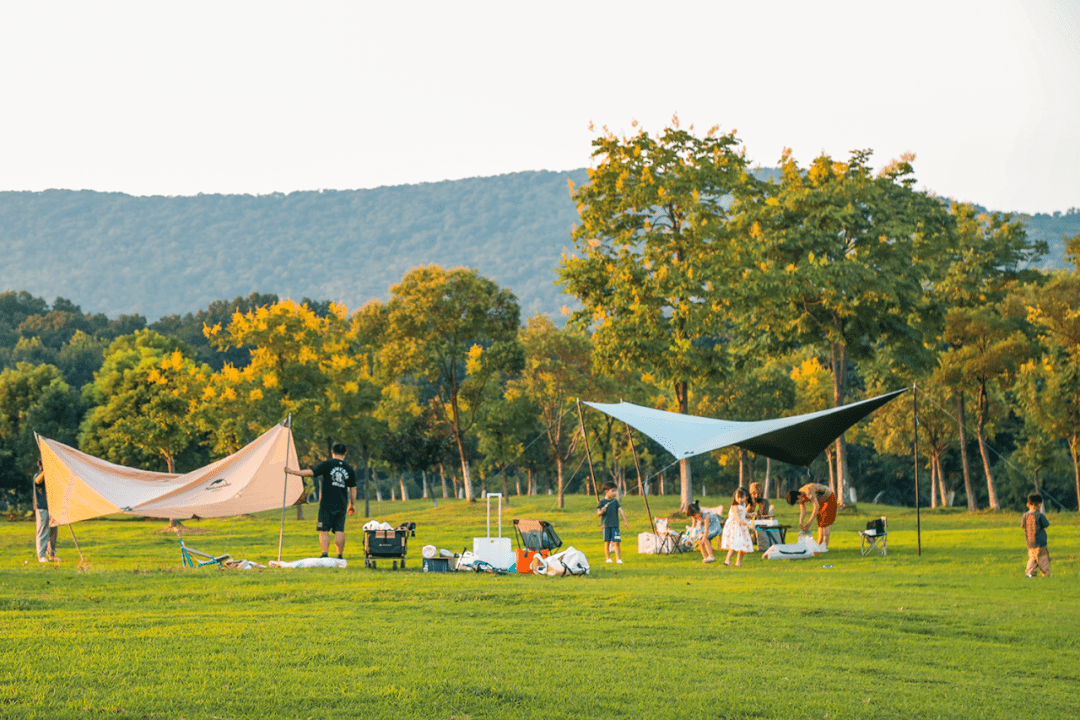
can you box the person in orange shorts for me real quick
[786,482,837,549]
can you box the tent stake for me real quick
[277,415,293,563]
[626,424,656,534]
[576,399,600,504]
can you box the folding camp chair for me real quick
[512,519,563,552]
[178,534,232,569]
[859,516,888,557]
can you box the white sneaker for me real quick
[605,558,613,563]
[37,557,49,563]
[616,559,623,564]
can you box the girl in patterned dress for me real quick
[721,487,754,566]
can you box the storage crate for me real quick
[422,557,451,573]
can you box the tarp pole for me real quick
[626,424,655,534]
[67,524,84,564]
[913,385,922,556]
[576,399,600,504]
[277,415,293,563]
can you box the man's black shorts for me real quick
[317,506,347,534]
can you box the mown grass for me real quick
[1,495,1078,720]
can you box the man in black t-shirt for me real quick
[285,443,357,559]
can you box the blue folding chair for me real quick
[178,533,232,569]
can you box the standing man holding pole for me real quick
[285,443,356,559]
[32,458,58,563]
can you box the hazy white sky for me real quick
[1,0,1077,213]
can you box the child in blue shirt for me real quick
[597,483,629,564]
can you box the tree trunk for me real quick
[364,460,371,518]
[837,434,852,504]
[440,464,448,499]
[391,485,396,501]
[1071,437,1080,512]
[936,454,948,507]
[503,470,511,505]
[764,457,772,499]
[929,457,938,509]
[830,342,851,505]
[738,448,746,489]
[527,467,535,495]
[398,473,409,501]
[674,380,693,511]
[421,470,429,499]
[825,447,836,497]
[556,455,565,509]
[957,391,977,511]
[376,483,384,502]
[976,384,1000,510]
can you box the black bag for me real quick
[866,519,885,535]
[521,530,544,552]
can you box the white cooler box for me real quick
[471,494,515,569]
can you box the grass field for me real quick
[2,495,1078,720]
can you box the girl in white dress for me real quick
[721,487,754,566]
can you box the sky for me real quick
[1,0,1077,214]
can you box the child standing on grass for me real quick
[1022,493,1051,578]
[597,482,629,564]
[721,487,754,566]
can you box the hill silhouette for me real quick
[0,170,1075,321]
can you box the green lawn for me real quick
[1,496,1077,720]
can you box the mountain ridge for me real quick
[1,170,1075,321]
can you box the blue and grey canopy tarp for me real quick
[583,388,907,466]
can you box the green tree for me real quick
[203,299,364,462]
[80,331,208,474]
[0,363,85,502]
[739,150,954,504]
[504,314,594,508]
[376,266,522,502]
[937,301,1033,510]
[1016,231,1080,508]
[558,117,755,510]
[934,204,1047,511]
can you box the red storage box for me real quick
[515,548,548,574]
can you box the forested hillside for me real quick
[6,169,1072,322]
[0,170,590,321]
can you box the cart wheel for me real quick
[401,559,406,569]
[393,560,398,570]
[371,560,376,569]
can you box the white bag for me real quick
[538,546,589,576]
[456,551,477,570]
[269,557,347,569]
[762,532,827,560]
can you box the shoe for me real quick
[1026,574,1035,578]
[337,554,343,560]
[38,557,49,563]
[320,553,329,558]
[723,561,732,566]
[616,559,623,564]
[606,558,613,563]
[703,557,715,564]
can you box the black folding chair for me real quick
[859,516,888,557]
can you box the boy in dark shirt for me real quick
[1021,492,1050,578]
[286,443,357,559]
[597,482,629,564]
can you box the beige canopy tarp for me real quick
[36,422,302,527]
